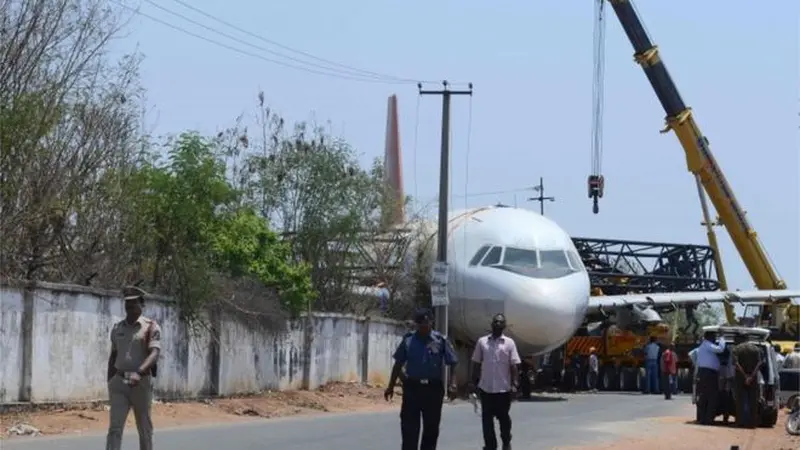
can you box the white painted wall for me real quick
[0,282,408,404]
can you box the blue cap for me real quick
[413,308,433,324]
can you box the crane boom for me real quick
[606,0,789,329]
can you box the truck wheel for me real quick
[624,368,638,392]
[677,369,690,393]
[636,368,646,392]
[600,367,616,391]
[519,362,532,399]
[521,379,532,398]
[620,368,631,391]
[786,409,800,435]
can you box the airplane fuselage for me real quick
[415,205,591,356]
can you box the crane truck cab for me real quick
[691,325,781,427]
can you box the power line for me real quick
[144,0,409,82]
[165,0,426,84]
[417,186,535,204]
[111,1,417,84]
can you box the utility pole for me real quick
[419,80,472,385]
[528,177,555,215]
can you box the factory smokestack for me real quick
[382,94,405,228]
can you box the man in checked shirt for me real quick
[471,314,522,450]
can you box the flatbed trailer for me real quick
[535,237,720,393]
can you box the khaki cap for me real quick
[122,285,148,301]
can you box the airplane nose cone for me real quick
[504,274,590,354]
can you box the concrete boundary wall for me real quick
[0,281,407,404]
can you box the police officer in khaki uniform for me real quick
[106,286,162,450]
[731,334,762,428]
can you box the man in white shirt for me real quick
[471,314,521,450]
[694,331,726,425]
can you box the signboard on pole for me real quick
[431,261,449,306]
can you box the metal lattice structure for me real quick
[572,237,721,295]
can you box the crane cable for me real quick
[589,0,607,213]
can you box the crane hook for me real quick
[588,174,604,214]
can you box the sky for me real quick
[112,0,800,295]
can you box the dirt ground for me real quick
[556,414,800,450]
[0,382,395,439]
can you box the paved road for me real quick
[4,393,694,450]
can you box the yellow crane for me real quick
[603,0,796,347]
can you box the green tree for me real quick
[219,96,398,313]
[210,208,315,313]
[125,132,314,321]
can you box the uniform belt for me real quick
[405,378,441,385]
[114,370,150,377]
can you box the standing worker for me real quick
[587,347,599,393]
[470,314,522,450]
[694,330,726,425]
[773,344,785,368]
[731,334,763,428]
[718,347,736,424]
[643,336,660,394]
[106,286,161,450]
[385,308,458,450]
[660,344,677,400]
[783,344,800,369]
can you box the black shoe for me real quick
[502,444,511,450]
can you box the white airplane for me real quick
[360,95,800,357]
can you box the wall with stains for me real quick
[0,282,407,404]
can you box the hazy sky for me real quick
[114,0,799,293]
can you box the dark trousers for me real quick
[733,378,759,428]
[645,359,660,394]
[661,373,676,399]
[696,367,719,425]
[401,379,444,450]
[479,390,512,450]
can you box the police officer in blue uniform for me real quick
[385,308,458,450]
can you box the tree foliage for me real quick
[1,1,430,324]
[0,0,142,283]
[217,95,429,317]
[117,132,315,320]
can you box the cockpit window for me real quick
[469,245,492,266]
[480,246,503,266]
[502,247,539,268]
[489,247,581,280]
[539,250,571,270]
[566,250,585,271]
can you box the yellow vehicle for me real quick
[605,0,796,346]
[567,323,694,392]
